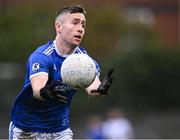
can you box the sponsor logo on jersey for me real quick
[55,84,72,92]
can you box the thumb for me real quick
[106,68,114,78]
[90,89,99,93]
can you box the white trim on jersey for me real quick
[43,45,55,56]
[43,46,52,54]
[53,40,79,58]
[76,47,88,54]
[75,48,82,54]
[29,72,48,80]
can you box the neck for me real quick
[55,36,76,55]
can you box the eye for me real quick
[82,23,86,28]
[81,21,86,28]
[72,20,78,25]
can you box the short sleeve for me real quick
[93,59,101,77]
[28,52,50,79]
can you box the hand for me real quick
[91,68,114,95]
[40,80,68,103]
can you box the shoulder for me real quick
[75,46,88,54]
[30,41,55,59]
[27,41,55,67]
[35,41,55,56]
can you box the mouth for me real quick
[74,35,81,40]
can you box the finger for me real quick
[107,68,114,78]
[57,98,68,103]
[104,77,113,87]
[55,94,68,103]
[103,78,113,91]
[56,94,68,100]
[107,77,113,85]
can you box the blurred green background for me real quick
[0,0,180,138]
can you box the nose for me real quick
[77,25,84,34]
[78,29,83,33]
[78,28,83,34]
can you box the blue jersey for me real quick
[10,41,100,133]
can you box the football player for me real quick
[9,5,113,139]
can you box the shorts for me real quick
[9,122,73,140]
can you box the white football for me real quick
[61,53,96,89]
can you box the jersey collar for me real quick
[53,40,79,58]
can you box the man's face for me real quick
[56,13,86,46]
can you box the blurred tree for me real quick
[107,45,180,112]
[1,2,180,112]
[0,4,55,62]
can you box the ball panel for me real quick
[61,54,96,89]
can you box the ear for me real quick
[55,22,62,33]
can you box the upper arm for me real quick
[30,73,48,99]
[29,53,50,79]
[28,52,50,99]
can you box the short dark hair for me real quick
[56,5,86,19]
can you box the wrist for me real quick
[88,92,105,98]
[33,90,45,101]
[39,87,52,100]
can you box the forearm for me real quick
[30,73,48,100]
[86,69,114,97]
[86,76,104,98]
